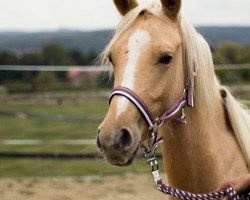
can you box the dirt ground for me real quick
[0,173,166,200]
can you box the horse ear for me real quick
[161,0,181,20]
[113,0,138,16]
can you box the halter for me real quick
[108,78,250,200]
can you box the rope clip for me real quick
[145,153,162,186]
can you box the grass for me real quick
[0,88,249,178]
[0,143,98,154]
[0,158,160,178]
[0,99,105,154]
[0,99,108,116]
[0,117,98,139]
[0,95,163,178]
[0,97,109,177]
[0,99,108,140]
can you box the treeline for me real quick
[213,41,250,64]
[212,42,250,83]
[0,42,98,66]
[1,41,250,66]
[0,43,103,92]
[0,42,249,93]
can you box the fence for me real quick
[0,65,249,159]
[0,64,249,71]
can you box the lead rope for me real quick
[144,125,250,200]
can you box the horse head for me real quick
[97,0,185,166]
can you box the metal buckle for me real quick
[174,107,187,124]
[145,153,162,186]
[145,124,163,186]
[179,107,187,124]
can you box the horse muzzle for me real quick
[97,126,140,166]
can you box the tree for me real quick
[42,43,75,66]
[213,42,249,64]
[69,50,85,65]
[84,50,98,65]
[213,42,250,83]
[0,51,27,84]
[19,52,42,65]
[41,43,76,81]
[0,51,18,65]
[34,71,61,91]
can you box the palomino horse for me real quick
[97,0,250,195]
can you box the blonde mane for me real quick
[101,1,250,168]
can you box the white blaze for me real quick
[116,30,151,117]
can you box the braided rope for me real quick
[158,184,250,200]
[145,132,250,200]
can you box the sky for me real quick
[0,0,249,32]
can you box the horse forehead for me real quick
[115,16,180,51]
[143,19,180,43]
[111,28,152,64]
[127,29,151,49]
[136,13,178,33]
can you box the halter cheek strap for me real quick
[109,80,194,128]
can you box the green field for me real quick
[0,99,107,153]
[0,88,249,178]
[0,95,157,178]
[0,158,156,178]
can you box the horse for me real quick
[97,0,250,196]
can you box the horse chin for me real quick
[109,146,139,167]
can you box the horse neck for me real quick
[160,90,248,194]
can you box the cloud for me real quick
[0,0,121,31]
[182,0,250,25]
[0,0,249,31]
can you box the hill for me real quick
[197,26,250,48]
[0,30,113,54]
[0,27,250,54]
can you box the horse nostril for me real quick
[118,129,133,151]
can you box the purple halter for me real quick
[108,82,250,200]
[109,80,194,128]
[108,80,250,200]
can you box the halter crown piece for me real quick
[108,75,250,200]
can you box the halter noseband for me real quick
[109,79,194,128]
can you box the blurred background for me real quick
[0,0,249,200]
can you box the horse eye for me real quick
[159,55,173,65]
